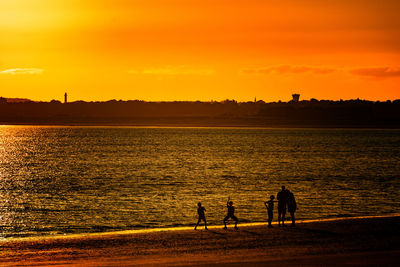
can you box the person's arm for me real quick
[264,201,268,208]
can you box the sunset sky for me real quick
[1,0,399,102]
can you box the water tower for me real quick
[292,93,300,102]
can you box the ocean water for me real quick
[0,126,399,238]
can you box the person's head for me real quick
[281,186,286,191]
[198,202,202,207]
[229,201,233,206]
[270,195,275,200]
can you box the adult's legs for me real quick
[278,210,282,226]
[290,211,295,226]
[281,210,286,226]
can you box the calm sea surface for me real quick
[0,126,399,237]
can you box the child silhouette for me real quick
[195,202,208,230]
[223,197,238,230]
[264,195,276,228]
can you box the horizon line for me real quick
[2,96,399,104]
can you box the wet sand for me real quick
[0,215,399,266]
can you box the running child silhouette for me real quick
[195,202,208,230]
[264,195,277,228]
[223,197,238,230]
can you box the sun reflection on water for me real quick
[0,126,399,238]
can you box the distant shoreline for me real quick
[1,99,399,128]
[1,121,400,128]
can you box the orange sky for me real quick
[1,0,399,102]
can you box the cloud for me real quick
[0,68,44,75]
[128,66,215,76]
[240,65,336,75]
[240,65,400,79]
[349,67,400,78]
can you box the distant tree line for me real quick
[0,97,399,127]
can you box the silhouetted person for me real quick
[264,195,276,228]
[287,190,297,227]
[195,202,208,230]
[223,197,238,230]
[277,186,289,226]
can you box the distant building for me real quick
[64,92,67,104]
[292,93,300,102]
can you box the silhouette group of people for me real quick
[195,186,296,230]
[266,186,297,227]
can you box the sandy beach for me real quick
[0,215,399,266]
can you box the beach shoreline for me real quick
[1,215,399,266]
[2,213,399,242]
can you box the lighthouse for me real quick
[64,92,67,104]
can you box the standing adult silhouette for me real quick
[277,186,289,226]
[287,190,297,227]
